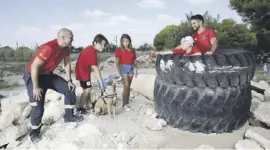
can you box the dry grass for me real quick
[254,65,270,84]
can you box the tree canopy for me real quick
[153,11,257,51]
[229,0,270,53]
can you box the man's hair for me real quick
[190,14,204,23]
[92,34,109,46]
[120,34,133,50]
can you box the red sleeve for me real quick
[172,49,185,55]
[207,28,217,39]
[87,48,98,66]
[190,46,201,55]
[36,45,52,62]
[115,48,122,57]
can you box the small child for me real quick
[152,36,202,57]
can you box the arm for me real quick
[210,37,218,53]
[63,55,72,82]
[156,51,174,55]
[208,29,218,53]
[133,51,138,76]
[191,52,202,56]
[115,57,121,75]
[92,65,104,90]
[31,58,45,89]
[31,46,51,88]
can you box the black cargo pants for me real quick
[23,72,76,136]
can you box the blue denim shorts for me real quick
[120,64,134,77]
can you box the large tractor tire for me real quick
[154,77,252,134]
[155,49,256,88]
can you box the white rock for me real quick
[151,113,158,118]
[42,100,64,125]
[264,88,270,102]
[45,89,62,102]
[252,91,265,102]
[18,104,31,124]
[254,102,270,126]
[6,140,21,149]
[115,130,132,143]
[56,143,79,150]
[250,98,262,113]
[145,109,155,116]
[145,118,166,131]
[102,143,110,148]
[195,145,215,149]
[235,139,263,150]
[77,124,104,138]
[245,127,270,149]
[131,74,155,100]
[0,110,16,131]
[117,143,129,150]
[0,124,28,147]
[258,80,269,89]
[157,119,167,127]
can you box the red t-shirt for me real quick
[75,45,98,81]
[172,46,201,55]
[26,39,70,74]
[192,28,216,54]
[115,48,136,64]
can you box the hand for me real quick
[33,87,43,101]
[68,81,76,92]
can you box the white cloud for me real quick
[9,9,168,48]
[185,0,216,5]
[82,9,111,18]
[100,15,137,27]
[157,14,181,24]
[136,0,166,9]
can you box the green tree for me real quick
[229,0,270,34]
[153,11,257,51]
[137,43,153,51]
[217,19,257,50]
[230,0,270,52]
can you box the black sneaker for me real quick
[64,115,84,123]
[74,108,90,115]
[29,133,41,143]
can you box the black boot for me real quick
[29,133,41,143]
[64,109,84,123]
[64,115,84,123]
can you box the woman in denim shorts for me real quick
[115,34,138,111]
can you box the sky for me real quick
[0,0,243,48]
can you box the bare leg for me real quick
[84,88,92,109]
[122,76,130,106]
[76,88,91,113]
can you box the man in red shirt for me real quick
[190,14,218,55]
[23,28,83,143]
[152,36,202,56]
[75,34,108,114]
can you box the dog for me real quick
[93,78,117,119]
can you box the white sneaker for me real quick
[123,105,131,112]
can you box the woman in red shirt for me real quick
[115,34,138,111]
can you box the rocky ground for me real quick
[1,54,270,149]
